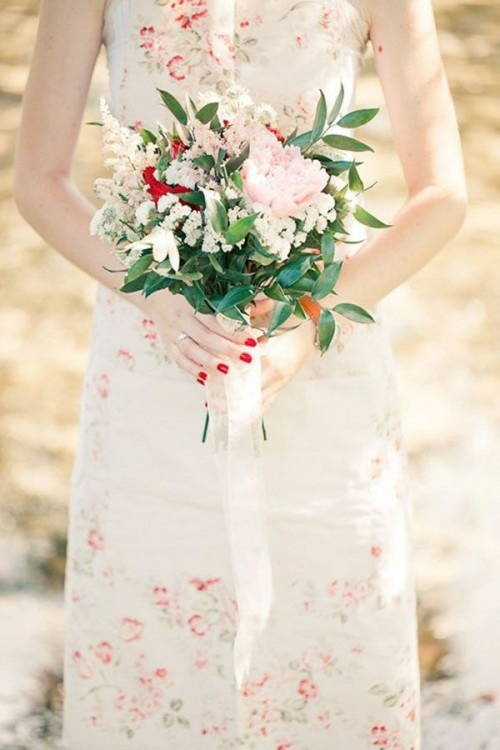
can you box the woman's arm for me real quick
[13,0,255,381]
[259,0,468,410]
[333,0,468,310]
[13,0,127,296]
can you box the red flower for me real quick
[121,616,144,642]
[117,348,135,370]
[72,650,93,680]
[152,585,170,607]
[88,529,104,551]
[96,373,110,399]
[154,667,167,679]
[166,54,191,81]
[171,1,208,29]
[267,125,286,143]
[188,577,221,591]
[142,166,201,212]
[142,317,158,341]
[171,138,187,159]
[95,641,113,664]
[142,166,189,203]
[298,678,318,699]
[188,614,209,637]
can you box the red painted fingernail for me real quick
[244,337,257,347]
[198,371,208,380]
[197,378,206,386]
[240,352,252,364]
[217,363,229,374]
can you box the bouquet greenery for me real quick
[90,84,389,354]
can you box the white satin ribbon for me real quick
[205,337,274,690]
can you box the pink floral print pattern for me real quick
[64,1,420,748]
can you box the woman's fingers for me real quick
[170,346,208,383]
[182,318,256,363]
[195,312,257,344]
[176,334,232,376]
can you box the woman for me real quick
[14,0,466,748]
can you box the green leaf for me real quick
[317,308,336,354]
[333,302,375,323]
[267,301,294,336]
[322,134,374,153]
[120,274,148,294]
[183,284,210,313]
[215,285,255,312]
[143,272,172,297]
[322,159,356,176]
[157,89,188,125]
[192,154,215,171]
[225,142,250,174]
[230,170,244,191]
[125,253,154,283]
[328,83,345,125]
[139,128,157,144]
[311,90,327,143]
[311,262,343,300]
[202,189,228,234]
[353,204,391,228]
[217,306,249,324]
[286,130,313,149]
[175,271,203,282]
[293,300,307,320]
[196,101,219,124]
[216,147,227,164]
[264,283,289,302]
[289,276,314,293]
[209,113,222,131]
[321,232,335,265]
[348,161,364,192]
[185,95,198,120]
[207,253,224,273]
[283,126,298,145]
[85,121,103,127]
[178,189,205,208]
[276,255,314,288]
[224,213,258,244]
[337,108,379,128]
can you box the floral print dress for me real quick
[61,1,421,748]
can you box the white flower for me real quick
[157,193,178,213]
[90,206,107,237]
[135,200,156,225]
[126,227,180,271]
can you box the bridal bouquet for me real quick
[90,84,389,354]
[89,85,390,688]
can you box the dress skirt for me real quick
[61,283,421,750]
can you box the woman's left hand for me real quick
[259,318,318,411]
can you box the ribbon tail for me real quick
[205,348,274,690]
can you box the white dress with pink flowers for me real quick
[61,1,421,748]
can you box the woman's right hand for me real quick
[137,289,260,384]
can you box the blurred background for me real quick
[0,0,499,747]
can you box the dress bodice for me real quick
[101,0,370,133]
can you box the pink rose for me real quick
[188,614,209,637]
[121,616,144,642]
[298,678,318,699]
[96,374,110,399]
[87,529,104,550]
[72,650,93,680]
[95,641,113,664]
[241,125,328,218]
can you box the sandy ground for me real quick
[0,0,499,747]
